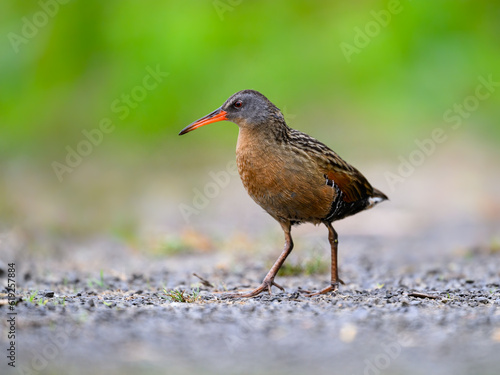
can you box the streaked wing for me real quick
[287,129,374,203]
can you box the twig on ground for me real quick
[408,291,440,300]
[193,273,214,288]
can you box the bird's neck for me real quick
[236,120,290,154]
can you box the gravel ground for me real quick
[1,147,500,375]
[1,224,500,375]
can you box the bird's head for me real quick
[179,90,282,135]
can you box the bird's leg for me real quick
[224,222,293,298]
[303,222,344,296]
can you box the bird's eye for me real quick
[233,100,242,108]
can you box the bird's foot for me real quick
[221,279,284,299]
[300,279,344,297]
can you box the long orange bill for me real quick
[179,108,228,135]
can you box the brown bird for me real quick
[179,90,387,298]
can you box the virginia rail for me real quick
[179,90,388,297]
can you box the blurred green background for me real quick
[0,0,499,247]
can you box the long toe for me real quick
[272,281,285,291]
[304,283,340,297]
[222,285,267,299]
[220,280,284,299]
[298,287,313,294]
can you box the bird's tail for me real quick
[373,188,388,201]
[367,188,389,208]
